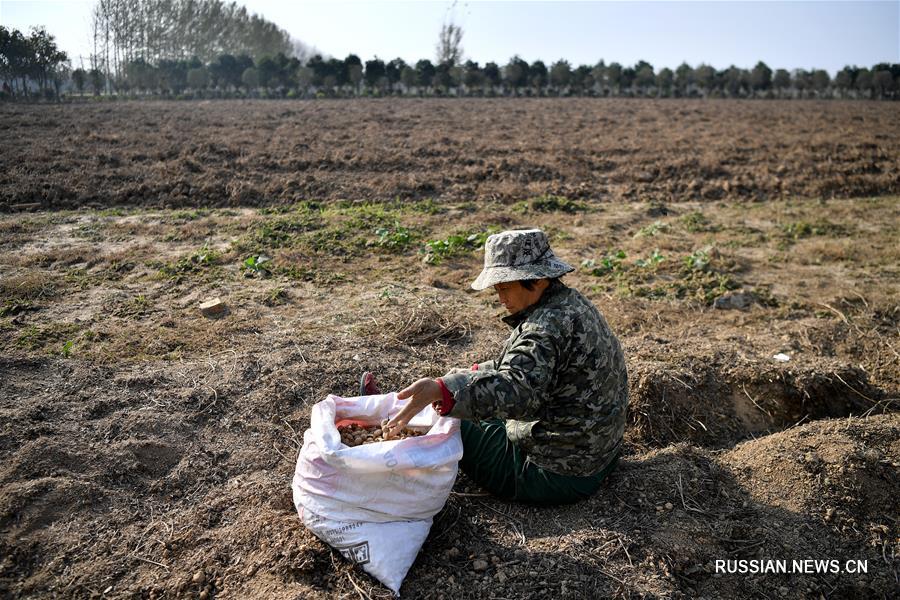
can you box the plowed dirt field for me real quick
[2,98,899,210]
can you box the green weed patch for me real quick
[16,322,83,353]
[423,227,500,264]
[634,220,669,238]
[171,208,212,221]
[780,220,848,240]
[515,195,587,214]
[583,245,738,305]
[681,211,717,233]
[373,223,417,252]
[250,212,324,248]
[581,250,628,276]
[242,254,272,277]
[155,244,222,280]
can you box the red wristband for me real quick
[435,378,455,416]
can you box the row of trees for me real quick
[89,0,302,92]
[68,53,900,100]
[3,24,898,101]
[0,26,69,99]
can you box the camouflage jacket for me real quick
[441,281,628,477]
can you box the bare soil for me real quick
[1,99,899,210]
[0,99,898,599]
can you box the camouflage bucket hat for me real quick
[471,229,575,291]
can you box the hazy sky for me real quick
[1,0,897,74]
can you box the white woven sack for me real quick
[292,393,463,594]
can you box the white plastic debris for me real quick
[773,353,791,362]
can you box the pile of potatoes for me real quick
[338,423,425,447]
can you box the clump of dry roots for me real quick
[337,423,425,446]
[383,299,471,346]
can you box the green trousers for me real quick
[459,419,617,506]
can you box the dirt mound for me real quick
[626,351,889,450]
[722,414,899,543]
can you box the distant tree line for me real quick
[69,54,899,100]
[2,24,898,101]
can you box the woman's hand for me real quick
[382,378,441,439]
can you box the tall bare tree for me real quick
[90,0,295,90]
[436,1,464,66]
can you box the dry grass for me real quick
[104,220,168,239]
[795,239,856,264]
[381,298,473,347]
[19,246,95,268]
[100,242,156,264]
[0,271,57,302]
[0,220,36,234]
